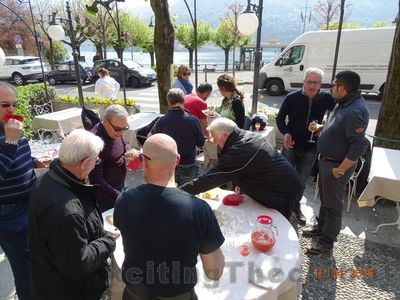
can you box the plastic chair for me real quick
[37,128,64,144]
[311,157,366,213]
[33,101,53,115]
[346,157,366,212]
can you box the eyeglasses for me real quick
[107,119,130,132]
[95,158,102,165]
[305,80,321,85]
[138,152,151,162]
[1,102,18,108]
[183,72,191,76]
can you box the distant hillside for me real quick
[127,0,397,44]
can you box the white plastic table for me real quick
[123,112,161,149]
[358,147,400,231]
[32,107,83,136]
[103,189,301,300]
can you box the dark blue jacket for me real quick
[153,107,205,165]
[276,90,335,149]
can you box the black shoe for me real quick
[292,210,306,225]
[305,240,333,255]
[302,224,321,237]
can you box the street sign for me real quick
[14,34,22,44]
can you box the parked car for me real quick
[47,61,92,85]
[92,59,157,88]
[0,56,48,86]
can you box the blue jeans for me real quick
[281,147,317,212]
[175,164,199,186]
[0,202,31,300]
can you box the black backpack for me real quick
[81,107,101,131]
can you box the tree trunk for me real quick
[150,0,175,114]
[374,16,400,150]
[224,48,230,71]
[150,52,155,67]
[95,44,103,59]
[188,48,194,69]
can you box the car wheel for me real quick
[48,76,56,85]
[266,79,284,96]
[129,77,140,88]
[12,73,25,86]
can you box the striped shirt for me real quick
[0,125,36,204]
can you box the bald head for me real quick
[144,134,179,168]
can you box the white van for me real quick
[258,27,395,97]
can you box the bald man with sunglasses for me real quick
[89,104,131,212]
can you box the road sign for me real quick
[14,34,22,44]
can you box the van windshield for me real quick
[280,45,305,65]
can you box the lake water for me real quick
[79,49,279,68]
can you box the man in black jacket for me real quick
[180,118,302,219]
[28,129,117,300]
[276,67,335,224]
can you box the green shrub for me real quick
[16,83,57,107]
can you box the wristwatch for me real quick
[336,169,345,177]
[5,139,19,145]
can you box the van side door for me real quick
[276,45,305,90]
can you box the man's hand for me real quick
[4,118,23,142]
[283,133,295,149]
[33,158,52,168]
[308,121,323,133]
[332,167,345,179]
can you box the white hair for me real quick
[207,117,237,138]
[104,104,128,121]
[58,129,104,165]
[303,67,324,81]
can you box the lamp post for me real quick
[0,0,50,101]
[183,0,198,88]
[48,1,84,108]
[237,0,263,115]
[86,0,127,107]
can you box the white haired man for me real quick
[29,129,117,300]
[89,104,130,212]
[180,118,302,220]
[276,67,335,224]
[114,133,224,299]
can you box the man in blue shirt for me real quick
[153,88,205,186]
[276,68,335,224]
[0,82,39,300]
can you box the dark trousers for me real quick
[0,202,31,300]
[317,160,356,245]
[281,146,317,212]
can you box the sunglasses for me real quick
[138,152,151,161]
[1,102,18,108]
[183,72,191,76]
[108,119,130,132]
